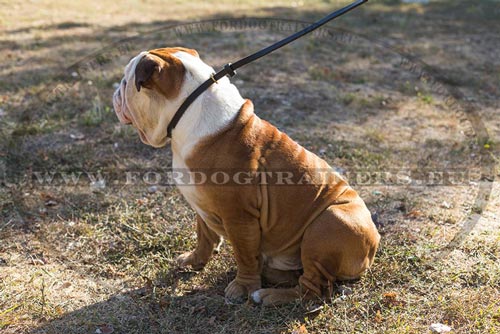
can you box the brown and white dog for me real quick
[113,47,380,306]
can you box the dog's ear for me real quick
[134,55,159,92]
[134,53,186,98]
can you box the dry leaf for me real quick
[70,133,85,140]
[61,282,71,289]
[44,200,58,207]
[382,291,405,307]
[292,324,308,334]
[407,209,422,218]
[429,323,452,333]
[383,291,397,300]
[159,297,170,309]
[96,324,114,334]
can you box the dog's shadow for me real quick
[29,265,326,334]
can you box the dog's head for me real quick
[112,47,200,147]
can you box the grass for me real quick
[1,0,499,333]
[80,97,109,127]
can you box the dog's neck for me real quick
[170,52,246,161]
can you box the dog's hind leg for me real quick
[253,196,380,306]
[262,266,301,287]
[252,268,324,306]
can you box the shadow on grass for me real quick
[3,0,498,93]
[29,267,308,334]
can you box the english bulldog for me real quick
[113,47,380,306]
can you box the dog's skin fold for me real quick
[113,47,380,306]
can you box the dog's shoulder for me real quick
[184,99,261,169]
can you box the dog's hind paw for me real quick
[251,289,263,303]
[176,251,206,270]
[251,287,301,306]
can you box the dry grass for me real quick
[1,0,499,333]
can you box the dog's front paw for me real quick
[224,278,260,304]
[176,251,206,270]
[224,279,248,304]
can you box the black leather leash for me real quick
[166,0,368,138]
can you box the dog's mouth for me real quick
[113,80,133,125]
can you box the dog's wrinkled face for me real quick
[113,47,198,147]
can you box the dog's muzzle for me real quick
[113,80,133,125]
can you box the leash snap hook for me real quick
[224,63,237,77]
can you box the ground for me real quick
[0,0,499,333]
